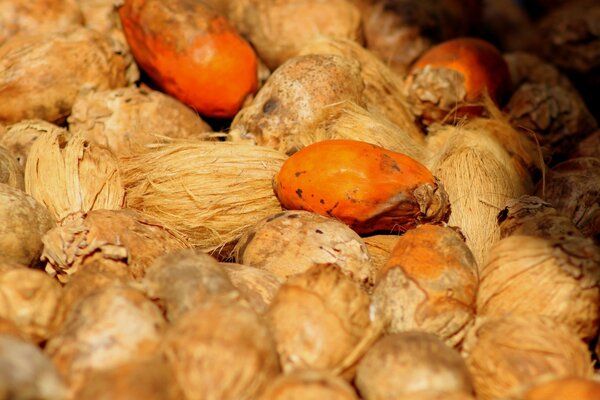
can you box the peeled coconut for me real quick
[220,262,283,314]
[259,370,358,400]
[0,145,23,190]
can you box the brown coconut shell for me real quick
[0,27,129,124]
[120,141,286,253]
[162,298,280,400]
[372,224,478,348]
[535,158,600,243]
[0,184,54,266]
[234,210,375,290]
[0,144,23,190]
[355,332,474,400]
[229,54,365,155]
[570,130,600,159]
[362,234,399,277]
[41,209,188,283]
[0,335,68,400]
[0,268,62,343]
[0,119,63,168]
[462,315,594,400]
[228,0,363,70]
[503,52,577,95]
[477,233,600,342]
[259,370,358,400]
[45,286,167,393]
[519,376,600,400]
[68,85,213,158]
[0,0,83,44]
[25,129,125,222]
[266,264,374,377]
[220,262,283,314]
[139,249,242,322]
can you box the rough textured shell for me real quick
[259,370,358,400]
[0,145,23,190]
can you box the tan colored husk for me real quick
[229,54,365,154]
[121,141,286,252]
[0,145,23,190]
[0,183,54,266]
[138,249,242,322]
[45,286,166,393]
[0,318,25,340]
[266,264,374,377]
[297,102,428,162]
[0,27,129,124]
[518,376,600,400]
[234,210,376,290]
[259,370,359,400]
[462,315,594,400]
[355,332,474,400]
[0,268,62,343]
[162,298,280,400]
[41,209,188,283]
[362,234,399,275]
[0,0,83,44]
[426,120,533,265]
[220,262,283,314]
[25,129,125,222]
[75,356,184,400]
[68,85,213,158]
[372,224,479,348]
[228,0,363,70]
[477,234,600,342]
[0,335,68,400]
[391,391,476,400]
[0,119,64,168]
[299,36,424,144]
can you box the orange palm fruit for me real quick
[273,139,450,234]
[118,0,258,118]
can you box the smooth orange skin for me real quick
[119,0,258,118]
[523,377,600,400]
[412,37,511,105]
[273,140,436,234]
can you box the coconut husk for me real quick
[299,36,424,145]
[355,332,474,400]
[259,370,358,400]
[362,234,399,275]
[41,209,188,283]
[0,145,23,190]
[68,85,213,158]
[0,183,54,266]
[478,234,600,342]
[503,52,577,94]
[462,315,594,400]
[162,298,280,400]
[0,119,64,168]
[426,119,533,265]
[120,141,286,253]
[25,129,125,222]
[570,129,600,159]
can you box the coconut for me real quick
[0,268,62,343]
[518,376,600,400]
[355,332,474,400]
[68,85,213,158]
[162,298,280,400]
[362,234,399,275]
[41,209,188,283]
[298,36,424,144]
[259,370,358,400]
[0,0,82,44]
[227,0,362,70]
[462,315,594,400]
[503,52,578,94]
[477,234,600,342]
[25,129,125,222]
[0,184,54,266]
[535,158,600,243]
[220,262,283,314]
[139,249,242,322]
[0,119,63,168]
[0,27,129,124]
[388,392,476,400]
[372,224,479,348]
[120,141,286,253]
[426,119,533,265]
[266,264,374,377]
[234,210,375,290]
[229,54,365,154]
[45,286,166,392]
[0,335,68,400]
[0,145,23,190]
[570,129,600,159]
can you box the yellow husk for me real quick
[120,141,286,252]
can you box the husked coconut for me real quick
[220,262,283,314]
[0,145,23,190]
[0,119,64,168]
[259,370,358,400]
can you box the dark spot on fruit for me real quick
[294,170,307,177]
[295,188,303,198]
[287,213,299,219]
[263,98,278,114]
[326,202,339,216]
[380,154,401,172]
[319,199,325,204]
[315,229,323,234]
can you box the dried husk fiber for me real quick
[25,129,125,222]
[121,141,286,252]
[462,315,594,400]
[0,119,63,168]
[477,234,600,342]
[259,370,358,400]
[0,145,23,190]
